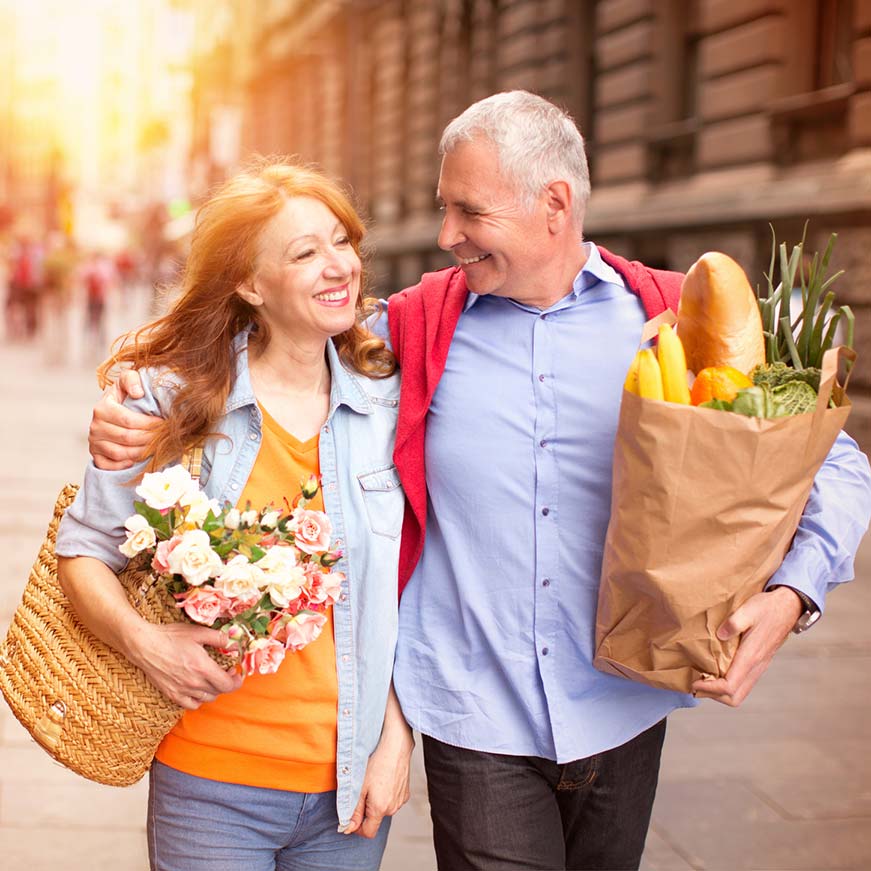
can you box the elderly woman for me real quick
[56,160,411,871]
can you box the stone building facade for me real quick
[189,0,871,447]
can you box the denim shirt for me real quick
[57,329,403,826]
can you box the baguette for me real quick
[677,252,765,376]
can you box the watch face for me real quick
[795,608,821,634]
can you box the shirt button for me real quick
[323,425,330,433]
[542,507,550,516]
[343,708,351,717]
[249,432,258,441]
[342,654,350,663]
[538,374,545,382]
[340,593,347,602]
[328,482,337,492]
[542,578,551,587]
[230,483,239,491]
[542,647,549,656]
[335,539,343,547]
[539,439,547,448]
[341,766,350,775]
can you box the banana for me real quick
[657,323,691,404]
[623,350,643,395]
[637,348,664,400]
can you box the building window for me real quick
[769,0,855,164]
[816,0,853,88]
[646,0,699,182]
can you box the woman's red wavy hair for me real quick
[98,158,395,471]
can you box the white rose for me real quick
[214,554,264,598]
[265,566,307,607]
[255,546,305,606]
[166,529,222,586]
[261,509,281,529]
[136,465,196,511]
[240,509,258,528]
[119,514,156,557]
[224,508,241,530]
[181,491,221,526]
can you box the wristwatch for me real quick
[769,585,821,634]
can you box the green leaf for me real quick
[779,316,804,369]
[808,292,835,368]
[134,502,171,538]
[700,398,733,411]
[212,540,237,559]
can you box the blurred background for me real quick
[1,0,870,445]
[1,1,870,869]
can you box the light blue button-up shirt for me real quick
[391,243,871,763]
[57,329,404,826]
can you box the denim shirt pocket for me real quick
[357,464,403,539]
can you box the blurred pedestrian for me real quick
[5,235,44,340]
[41,234,79,364]
[80,251,115,351]
[114,246,139,302]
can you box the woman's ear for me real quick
[236,280,262,307]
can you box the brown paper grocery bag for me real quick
[594,332,853,694]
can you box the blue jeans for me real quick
[422,719,667,871]
[147,761,390,871]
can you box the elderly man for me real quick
[89,92,871,871]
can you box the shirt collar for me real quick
[462,242,626,313]
[571,242,625,296]
[225,325,372,416]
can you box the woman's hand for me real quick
[345,684,414,838]
[58,556,243,709]
[125,621,244,709]
[89,370,161,470]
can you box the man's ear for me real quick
[236,280,262,307]
[544,180,572,233]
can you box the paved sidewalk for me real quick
[0,304,869,870]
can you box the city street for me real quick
[1,295,869,870]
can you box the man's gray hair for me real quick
[439,90,591,227]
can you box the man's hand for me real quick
[89,369,161,470]
[691,586,804,707]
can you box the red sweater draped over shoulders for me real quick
[387,246,684,597]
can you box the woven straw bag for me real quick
[0,451,221,787]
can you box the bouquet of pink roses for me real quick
[119,465,344,677]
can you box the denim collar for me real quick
[225,327,373,417]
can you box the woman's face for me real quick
[243,195,361,345]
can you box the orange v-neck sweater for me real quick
[155,403,339,792]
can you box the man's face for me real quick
[436,138,552,305]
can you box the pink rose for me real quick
[305,566,344,605]
[291,509,332,555]
[242,637,286,676]
[226,591,261,617]
[220,623,249,656]
[266,612,293,644]
[151,535,183,574]
[178,586,228,625]
[283,610,328,651]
